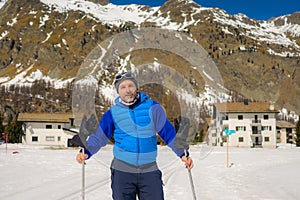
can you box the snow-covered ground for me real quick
[1,143,299,200]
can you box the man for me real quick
[76,72,194,200]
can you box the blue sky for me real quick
[110,0,300,20]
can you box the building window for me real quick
[58,125,61,129]
[32,136,38,142]
[262,126,272,131]
[238,137,244,142]
[263,115,269,120]
[264,137,270,142]
[253,115,260,123]
[286,128,292,133]
[46,136,55,141]
[236,126,246,131]
[70,118,74,126]
[57,136,61,141]
[46,125,52,129]
[238,115,243,120]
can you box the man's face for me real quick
[118,79,137,102]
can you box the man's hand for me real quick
[181,156,194,171]
[76,153,88,164]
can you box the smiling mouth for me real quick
[125,94,134,98]
[125,96,134,100]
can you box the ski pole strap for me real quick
[181,149,189,158]
[79,148,91,160]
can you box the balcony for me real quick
[251,130,262,135]
[252,119,261,125]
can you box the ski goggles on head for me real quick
[115,72,133,81]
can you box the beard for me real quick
[122,92,136,103]
[119,92,139,106]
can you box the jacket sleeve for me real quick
[84,110,114,158]
[151,102,186,158]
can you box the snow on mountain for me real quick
[40,0,159,27]
[146,5,209,31]
[1,0,299,118]
[2,0,299,63]
[209,9,300,56]
[36,0,300,56]
[1,0,299,53]
[0,0,7,9]
[0,65,74,89]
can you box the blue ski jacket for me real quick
[85,92,185,166]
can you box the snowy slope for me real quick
[0,0,7,9]
[1,144,300,200]
[211,10,300,57]
[1,0,299,58]
[35,0,300,54]
[40,0,160,26]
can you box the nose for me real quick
[125,86,131,93]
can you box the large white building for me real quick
[211,101,279,148]
[18,113,76,147]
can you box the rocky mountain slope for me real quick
[0,0,299,124]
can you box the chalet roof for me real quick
[276,120,296,128]
[18,113,74,123]
[214,102,279,113]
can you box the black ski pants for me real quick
[111,168,164,200]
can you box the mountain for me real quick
[0,0,299,124]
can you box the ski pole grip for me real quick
[184,149,190,158]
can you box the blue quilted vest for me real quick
[110,93,158,166]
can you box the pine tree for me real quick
[0,115,4,140]
[296,120,300,147]
[4,113,24,143]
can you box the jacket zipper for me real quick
[130,108,139,166]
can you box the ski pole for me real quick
[185,149,197,200]
[71,135,87,200]
[188,169,197,200]
[81,148,85,200]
